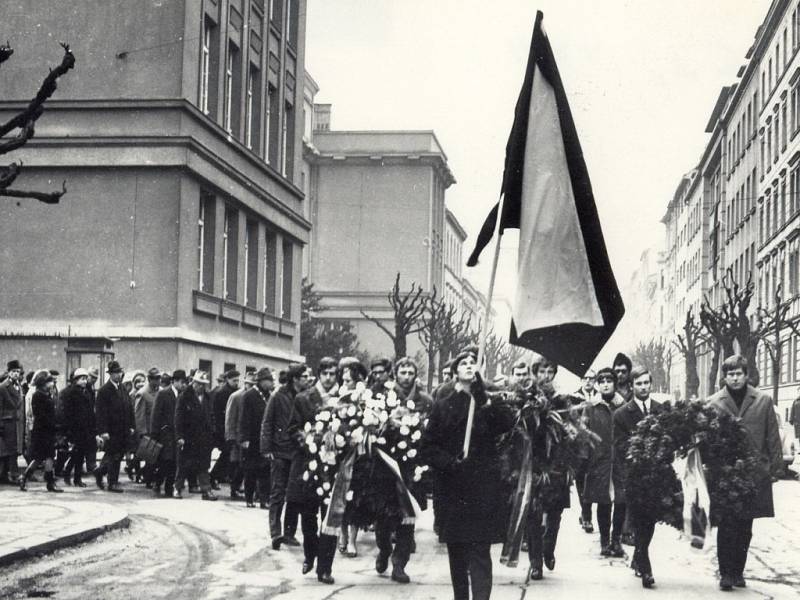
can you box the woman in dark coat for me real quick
[18,371,63,492]
[422,349,514,600]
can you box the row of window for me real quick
[761,5,800,110]
[759,164,800,245]
[760,245,800,308]
[197,191,294,319]
[726,167,758,239]
[198,1,298,180]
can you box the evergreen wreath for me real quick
[626,400,760,529]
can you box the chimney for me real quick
[314,104,331,132]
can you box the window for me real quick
[223,206,239,301]
[245,219,259,307]
[199,359,213,382]
[198,192,216,293]
[782,177,787,226]
[791,165,800,215]
[794,10,798,50]
[271,0,283,32]
[783,100,788,150]
[263,230,277,314]
[781,339,790,384]
[266,84,280,164]
[287,0,299,48]
[245,68,254,148]
[224,41,242,136]
[200,19,211,114]
[281,240,293,319]
[790,250,799,295]
[282,101,294,178]
[774,113,780,162]
[224,362,236,375]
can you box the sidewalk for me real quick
[0,491,129,567]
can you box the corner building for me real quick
[0,0,309,380]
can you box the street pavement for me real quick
[1,468,798,599]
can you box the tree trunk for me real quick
[771,347,780,406]
[685,350,700,399]
[707,341,721,396]
[394,322,406,360]
[426,339,436,393]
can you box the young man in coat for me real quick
[150,370,187,497]
[60,368,96,486]
[262,362,310,549]
[422,349,514,600]
[303,357,339,410]
[581,368,626,553]
[175,370,217,501]
[94,361,135,493]
[0,359,25,483]
[707,354,783,591]
[613,366,665,589]
[239,367,274,508]
[225,371,254,500]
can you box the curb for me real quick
[0,513,130,568]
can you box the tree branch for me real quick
[0,180,66,204]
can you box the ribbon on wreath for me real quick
[321,446,357,536]
[680,447,711,550]
[374,447,422,525]
[500,430,534,568]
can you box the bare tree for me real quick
[417,286,443,392]
[672,309,704,399]
[1,42,74,204]
[361,272,428,360]
[756,282,800,405]
[438,304,474,368]
[631,338,669,392]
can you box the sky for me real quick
[305,0,770,378]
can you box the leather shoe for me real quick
[641,573,655,589]
[302,559,314,574]
[202,491,218,501]
[719,574,733,591]
[73,480,87,488]
[283,536,301,547]
[528,565,543,581]
[260,502,268,510]
[272,536,284,550]
[733,575,746,588]
[107,483,124,493]
[94,470,105,490]
[610,540,625,558]
[230,490,241,500]
[189,486,201,494]
[391,566,410,584]
[375,554,389,574]
[544,556,555,571]
[246,501,256,508]
[173,490,183,499]
[600,543,612,557]
[631,557,641,577]
[317,573,334,584]
[621,532,635,546]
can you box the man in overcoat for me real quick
[303,357,339,410]
[707,354,783,591]
[94,360,134,492]
[209,369,239,487]
[613,367,665,589]
[61,368,96,486]
[239,367,273,508]
[262,362,310,549]
[134,367,160,486]
[422,349,514,600]
[175,370,217,501]
[0,359,25,482]
[150,370,186,497]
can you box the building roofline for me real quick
[445,208,468,240]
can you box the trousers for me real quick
[717,517,753,577]
[527,507,563,566]
[446,542,492,600]
[375,517,414,569]
[96,452,122,485]
[632,512,657,575]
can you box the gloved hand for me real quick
[471,372,489,407]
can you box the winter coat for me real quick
[61,383,96,446]
[239,387,269,461]
[260,384,304,460]
[790,397,800,439]
[582,394,625,503]
[174,385,215,462]
[0,378,24,457]
[612,397,665,503]
[422,382,515,544]
[225,387,247,442]
[212,382,237,446]
[95,380,135,455]
[30,389,57,461]
[135,387,158,436]
[150,387,179,460]
[707,385,783,519]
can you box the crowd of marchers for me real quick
[0,349,785,598]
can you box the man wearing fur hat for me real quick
[0,359,25,483]
[94,360,135,492]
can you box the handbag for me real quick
[135,435,164,464]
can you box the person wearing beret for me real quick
[0,359,25,484]
[422,348,514,600]
[18,371,62,492]
[239,367,274,508]
[94,360,135,493]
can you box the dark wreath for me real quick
[626,400,760,529]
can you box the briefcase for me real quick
[135,435,163,464]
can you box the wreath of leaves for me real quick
[626,400,760,529]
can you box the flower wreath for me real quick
[626,400,760,530]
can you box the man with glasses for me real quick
[262,362,311,550]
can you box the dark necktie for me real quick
[641,401,648,416]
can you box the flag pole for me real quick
[476,192,506,372]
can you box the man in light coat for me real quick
[707,354,783,591]
[225,370,253,499]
